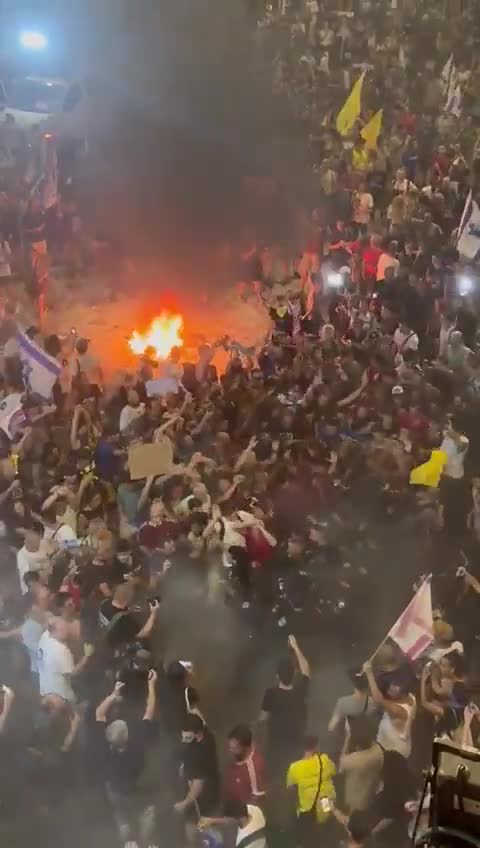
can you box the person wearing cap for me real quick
[95,671,158,848]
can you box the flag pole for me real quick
[457,189,472,247]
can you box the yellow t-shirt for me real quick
[286,754,336,822]
[352,147,370,171]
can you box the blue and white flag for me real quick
[457,191,480,261]
[0,392,27,439]
[17,330,61,400]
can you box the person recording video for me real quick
[94,671,158,847]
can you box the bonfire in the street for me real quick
[128,311,184,360]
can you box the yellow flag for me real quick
[361,108,383,149]
[336,72,365,136]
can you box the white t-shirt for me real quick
[44,522,78,549]
[17,543,50,594]
[440,434,469,479]
[236,806,266,848]
[393,327,419,353]
[119,403,145,433]
[377,695,416,758]
[377,253,399,281]
[0,241,11,277]
[38,630,75,703]
[439,326,453,359]
[353,192,374,225]
[21,617,45,673]
[319,28,334,46]
[393,177,415,194]
[427,641,464,663]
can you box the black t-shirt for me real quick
[94,718,155,793]
[269,307,293,335]
[23,209,46,244]
[180,729,220,815]
[73,559,122,599]
[99,599,139,646]
[262,675,310,749]
[156,673,200,737]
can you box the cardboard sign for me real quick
[145,377,179,397]
[128,437,173,480]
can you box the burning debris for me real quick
[128,311,184,360]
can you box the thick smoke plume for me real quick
[55,0,304,279]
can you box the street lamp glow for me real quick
[19,31,48,50]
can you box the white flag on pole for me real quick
[17,330,61,400]
[441,54,454,95]
[446,81,462,117]
[457,191,480,261]
[386,577,434,660]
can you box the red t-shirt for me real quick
[224,747,266,804]
[397,111,417,134]
[244,526,275,567]
[362,246,382,278]
[60,576,82,611]
[137,520,177,550]
[305,227,323,254]
[397,409,429,441]
[431,153,450,177]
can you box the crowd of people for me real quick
[1,2,480,848]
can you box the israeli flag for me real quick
[457,191,480,261]
[17,330,61,400]
[0,392,27,439]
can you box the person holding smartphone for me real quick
[95,672,158,847]
[98,581,160,649]
[259,635,311,777]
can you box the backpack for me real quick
[346,696,376,749]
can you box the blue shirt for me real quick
[94,439,119,481]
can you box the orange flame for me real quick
[128,311,184,360]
